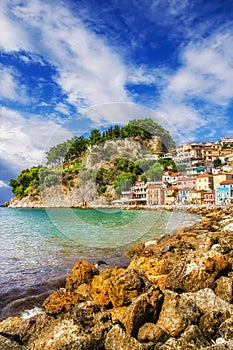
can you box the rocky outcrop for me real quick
[0,205,233,349]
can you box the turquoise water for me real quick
[0,207,200,320]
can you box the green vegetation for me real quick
[213,158,222,168]
[9,166,41,198]
[9,118,176,199]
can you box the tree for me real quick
[114,173,137,195]
[213,158,222,168]
[89,129,102,145]
[145,162,163,181]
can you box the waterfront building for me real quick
[215,180,233,205]
[196,174,214,191]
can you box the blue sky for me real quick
[1,0,233,202]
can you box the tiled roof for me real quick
[220,180,233,185]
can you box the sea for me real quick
[0,207,201,320]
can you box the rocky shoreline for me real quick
[0,205,232,349]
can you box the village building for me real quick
[147,183,166,205]
[196,174,214,191]
[216,180,233,205]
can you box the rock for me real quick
[128,257,163,276]
[156,290,191,337]
[0,334,27,350]
[147,274,167,289]
[65,260,99,292]
[204,339,233,349]
[137,323,169,343]
[166,251,227,292]
[91,267,125,306]
[223,223,233,232]
[215,276,233,303]
[218,317,233,339]
[108,269,150,308]
[199,310,229,338]
[42,289,86,314]
[0,316,22,333]
[123,285,163,337]
[105,324,144,350]
[27,302,112,350]
[185,288,233,314]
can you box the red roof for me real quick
[197,174,213,178]
[220,180,233,185]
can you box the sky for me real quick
[1,0,233,202]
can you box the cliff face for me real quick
[9,138,159,208]
[0,206,233,349]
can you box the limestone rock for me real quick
[199,310,229,338]
[185,288,233,314]
[42,289,86,314]
[0,334,27,350]
[137,323,169,343]
[105,325,144,350]
[123,285,163,337]
[156,290,202,338]
[108,269,150,308]
[218,317,233,339]
[215,276,233,303]
[91,267,125,306]
[65,260,99,292]
[166,251,227,292]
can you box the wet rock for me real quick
[137,323,169,343]
[65,260,99,292]
[42,289,86,314]
[204,339,233,349]
[105,324,144,350]
[123,285,163,337]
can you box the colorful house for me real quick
[147,183,166,205]
[196,174,214,191]
[216,180,233,205]
[203,190,216,205]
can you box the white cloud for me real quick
[0,66,28,102]
[3,0,129,109]
[0,106,73,171]
[0,1,32,52]
[0,180,9,188]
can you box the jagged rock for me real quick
[27,302,112,350]
[0,316,22,333]
[156,290,198,337]
[137,323,169,343]
[104,324,144,350]
[166,250,227,292]
[218,317,233,339]
[65,260,99,292]
[123,285,163,337]
[0,334,27,350]
[154,325,210,350]
[108,269,150,308]
[42,289,86,314]
[91,267,125,306]
[204,339,233,349]
[184,288,233,314]
[215,276,233,303]
[199,310,229,338]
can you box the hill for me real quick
[8,118,176,207]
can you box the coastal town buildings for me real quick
[216,180,233,205]
[116,137,233,206]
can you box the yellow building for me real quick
[196,174,214,191]
[213,173,233,190]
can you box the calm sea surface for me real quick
[0,207,200,320]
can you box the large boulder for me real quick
[156,290,201,337]
[65,260,99,292]
[122,285,163,337]
[166,250,227,292]
[104,325,144,350]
